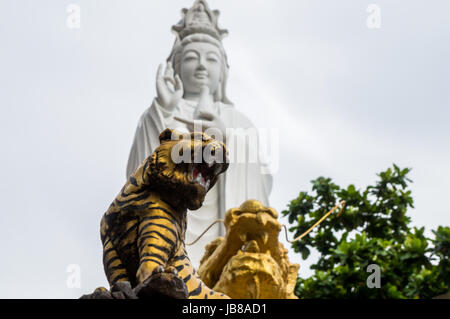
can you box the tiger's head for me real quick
[142,128,229,211]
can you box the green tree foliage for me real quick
[282,165,449,298]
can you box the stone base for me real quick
[80,272,188,299]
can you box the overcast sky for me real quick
[0,0,449,298]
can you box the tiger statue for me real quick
[197,200,300,299]
[97,128,230,299]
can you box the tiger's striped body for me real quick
[100,129,229,299]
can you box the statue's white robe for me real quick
[126,99,273,267]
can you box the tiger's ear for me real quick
[159,128,174,143]
[159,128,184,143]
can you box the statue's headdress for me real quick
[167,0,232,105]
[171,0,228,42]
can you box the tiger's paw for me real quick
[134,266,188,299]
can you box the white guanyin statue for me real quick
[126,0,273,267]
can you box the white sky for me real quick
[0,0,449,298]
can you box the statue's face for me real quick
[179,42,222,96]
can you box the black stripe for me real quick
[138,231,176,251]
[139,258,163,266]
[109,214,139,225]
[120,240,140,252]
[115,192,152,207]
[129,176,138,186]
[108,265,125,272]
[160,198,180,216]
[116,223,138,242]
[106,206,181,229]
[173,255,187,261]
[103,247,115,257]
[183,274,191,283]
[189,282,203,297]
[104,213,138,246]
[175,265,184,272]
[156,208,181,228]
[102,206,149,241]
[146,206,181,228]
[119,235,155,253]
[119,186,145,199]
[141,215,174,224]
[118,185,129,198]
[111,273,129,286]
[120,201,154,212]
[146,243,171,256]
[105,256,121,270]
[105,202,154,225]
[141,253,166,264]
[103,248,117,264]
[102,237,111,247]
[138,221,177,239]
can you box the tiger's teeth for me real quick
[194,172,210,188]
[195,172,203,184]
[257,214,267,226]
[261,232,269,245]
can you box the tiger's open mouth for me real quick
[189,161,224,192]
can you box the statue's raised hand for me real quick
[156,62,183,112]
[174,86,227,142]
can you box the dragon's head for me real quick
[198,200,300,299]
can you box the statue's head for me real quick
[167,0,232,104]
